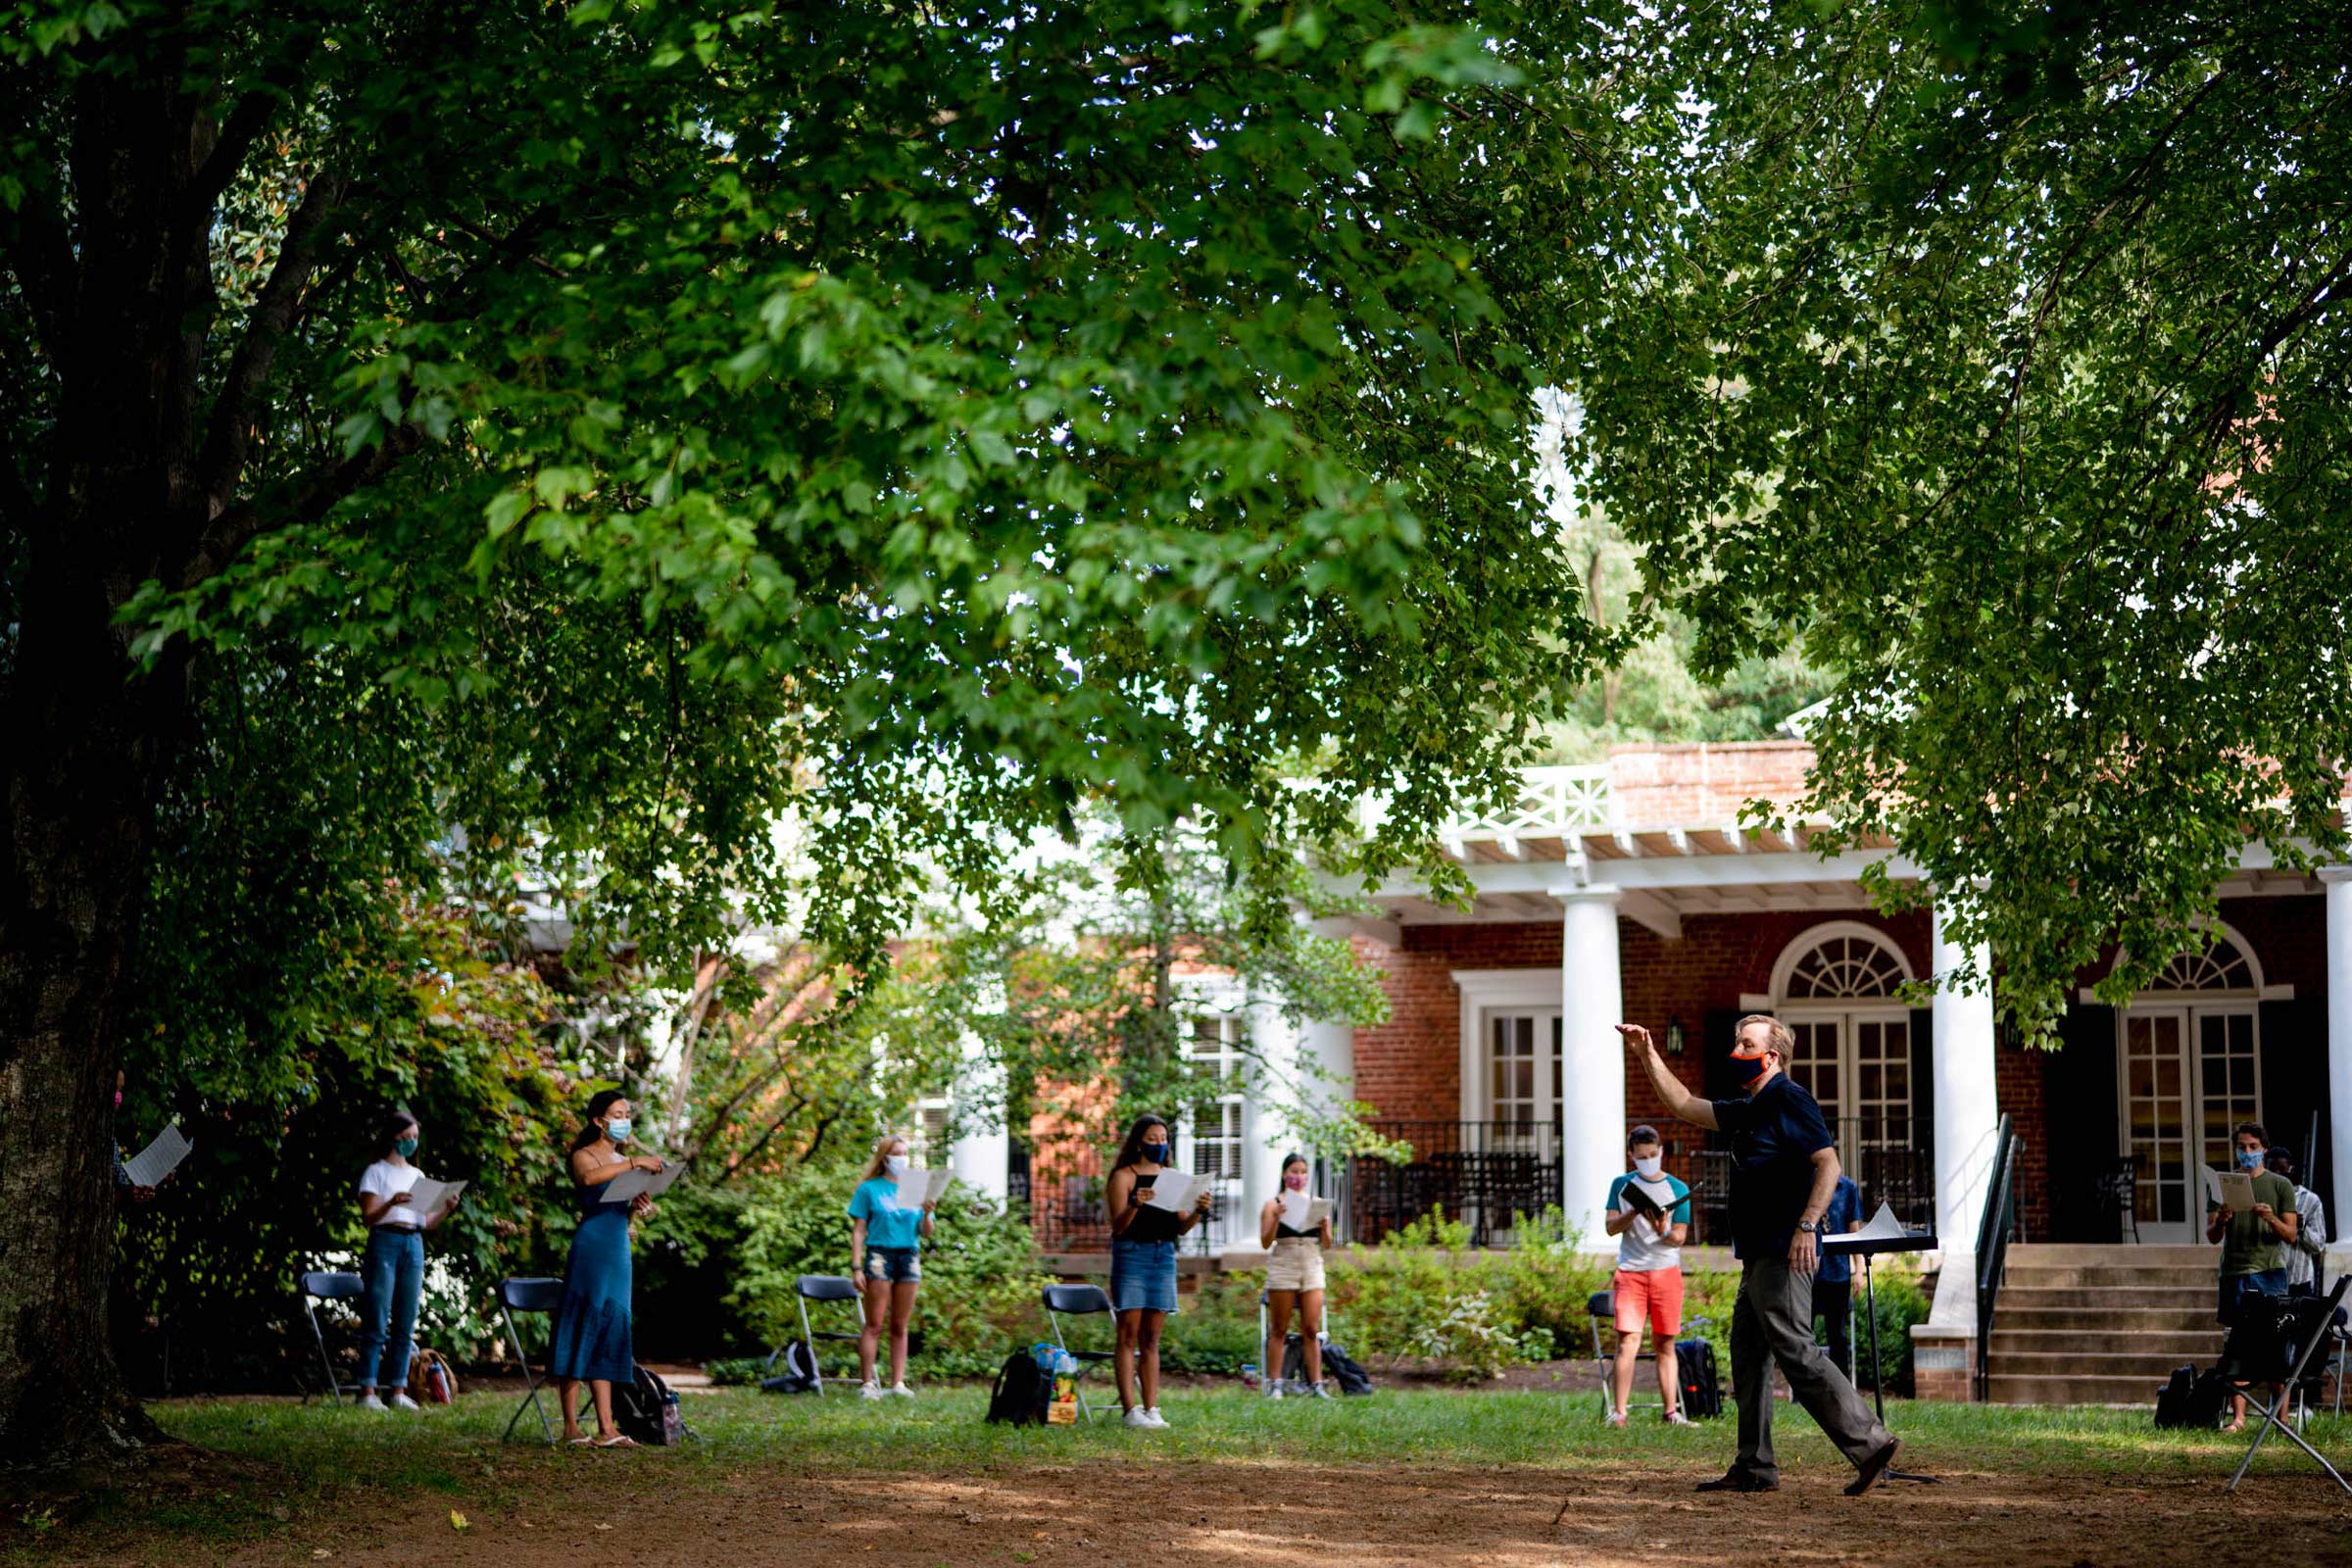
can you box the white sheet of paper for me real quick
[122,1122,193,1188]
[406,1176,467,1216]
[2210,1168,2258,1211]
[1281,1193,1333,1231]
[601,1163,684,1203]
[895,1168,951,1206]
[1825,1201,1908,1246]
[1142,1171,1207,1213]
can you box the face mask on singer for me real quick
[1633,1155,1664,1181]
[886,1153,910,1177]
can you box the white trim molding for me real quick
[1766,919,1917,1004]
[1450,967,1567,1123]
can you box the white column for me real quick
[948,1031,1010,1206]
[1239,1004,1298,1251]
[1560,888,1625,1247]
[1931,898,2000,1249]
[2323,867,2352,1233]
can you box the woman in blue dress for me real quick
[551,1090,663,1446]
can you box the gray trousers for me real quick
[1730,1257,1890,1481]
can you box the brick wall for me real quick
[1606,741,1816,826]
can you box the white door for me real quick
[2117,1004,2262,1245]
[1484,1008,1563,1147]
[1783,1009,1913,1170]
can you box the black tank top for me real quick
[1275,1216,1317,1240]
[1124,1169,1182,1244]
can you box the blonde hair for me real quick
[1735,1013,1793,1057]
[859,1134,909,1183]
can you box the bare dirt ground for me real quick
[35,1455,2352,1568]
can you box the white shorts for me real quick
[1265,1237,1326,1294]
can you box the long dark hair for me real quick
[569,1089,627,1152]
[1110,1112,1171,1173]
[377,1112,420,1160]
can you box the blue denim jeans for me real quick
[357,1228,425,1390]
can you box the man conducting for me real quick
[1620,1015,1901,1495]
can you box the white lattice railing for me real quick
[1445,765,1614,843]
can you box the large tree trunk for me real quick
[0,52,201,1459]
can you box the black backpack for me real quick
[985,1350,1055,1426]
[760,1340,821,1395]
[1677,1339,1724,1419]
[1319,1341,1374,1396]
[2154,1364,2231,1430]
[612,1363,687,1446]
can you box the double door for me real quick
[2118,1005,2259,1243]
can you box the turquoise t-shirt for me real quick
[1605,1172,1691,1272]
[849,1177,923,1250]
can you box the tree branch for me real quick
[194,171,357,517]
[178,420,418,590]
[186,38,320,224]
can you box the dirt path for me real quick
[49,1458,2352,1568]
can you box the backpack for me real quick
[2156,1365,2230,1429]
[984,1348,1056,1426]
[2153,1366,2197,1429]
[1319,1341,1375,1396]
[406,1347,459,1406]
[612,1364,687,1446]
[1676,1339,1723,1420]
[759,1340,821,1395]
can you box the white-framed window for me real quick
[1771,922,1917,1172]
[2115,927,2265,1243]
[1183,1011,1249,1246]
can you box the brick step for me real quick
[1986,1350,2223,1377]
[1988,1329,2225,1358]
[1983,1373,2175,1406]
[1995,1306,2219,1333]
[2002,1265,2217,1290]
[1996,1285,2213,1310]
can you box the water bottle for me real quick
[1241,1362,1259,1389]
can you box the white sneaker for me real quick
[1123,1406,1155,1429]
[858,1382,885,1401]
[1606,1409,1628,1429]
[1143,1406,1169,1429]
[1664,1409,1692,1426]
[1308,1382,1334,1399]
[389,1392,420,1411]
[1264,1381,1284,1400]
[887,1383,915,1398]
[356,1392,385,1411]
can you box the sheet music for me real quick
[2207,1167,2257,1211]
[406,1176,467,1216]
[1824,1201,1908,1247]
[894,1168,952,1206]
[121,1122,193,1188]
[1281,1192,1333,1231]
[1141,1171,1208,1213]
[601,1163,684,1203]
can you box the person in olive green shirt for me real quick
[2205,1121,2299,1432]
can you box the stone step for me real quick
[2005,1244,2218,1266]
[1984,1373,2175,1406]
[1986,1350,2221,1377]
[1995,1306,2219,1333]
[2002,1264,2216,1290]
[1996,1285,2213,1310]
[1988,1329,2225,1358]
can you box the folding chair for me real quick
[2229,1276,2352,1495]
[1043,1283,1116,1421]
[1589,1289,1714,1422]
[298,1271,364,1405]
[1258,1288,1332,1394]
[778,1274,862,1396]
[497,1276,564,1444]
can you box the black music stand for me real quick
[1822,1228,1939,1486]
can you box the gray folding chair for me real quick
[1043,1283,1116,1421]
[498,1276,564,1443]
[792,1274,863,1396]
[2230,1277,2352,1495]
[298,1270,364,1405]
[1588,1287,1714,1422]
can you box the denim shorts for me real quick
[864,1247,921,1285]
[1109,1238,1179,1314]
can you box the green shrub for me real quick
[1826,1261,1930,1396]
[1328,1213,1538,1381]
[704,1356,768,1387]
[1161,1270,1263,1374]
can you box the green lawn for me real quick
[13,1385,2345,1558]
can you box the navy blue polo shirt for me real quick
[1711,1072,1836,1261]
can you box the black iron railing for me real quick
[1974,1113,2020,1402]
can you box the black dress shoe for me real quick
[1844,1438,1902,1496]
[1694,1472,1779,1493]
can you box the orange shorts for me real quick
[1611,1267,1685,1339]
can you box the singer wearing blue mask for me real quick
[1103,1112,1211,1430]
[2208,1121,2297,1432]
[353,1111,463,1411]
[551,1090,663,1446]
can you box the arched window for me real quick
[1769,924,1920,1215]
[2142,931,2257,993]
[2115,923,2264,1243]
[1781,934,1910,1000]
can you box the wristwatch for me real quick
[1796,1218,1818,1233]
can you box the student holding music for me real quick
[847,1134,938,1400]
[352,1111,464,1412]
[1258,1152,1336,1399]
[1104,1112,1213,1429]
[1601,1124,1692,1426]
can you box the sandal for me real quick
[592,1433,639,1447]
[565,1435,595,1446]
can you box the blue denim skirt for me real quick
[1109,1238,1179,1314]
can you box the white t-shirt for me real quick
[359,1158,429,1228]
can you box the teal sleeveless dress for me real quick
[549,1173,635,1382]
